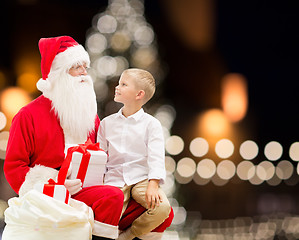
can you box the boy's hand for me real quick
[145,179,163,209]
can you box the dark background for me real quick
[1,0,299,221]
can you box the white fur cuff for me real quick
[19,165,58,197]
[93,220,119,239]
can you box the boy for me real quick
[98,68,171,240]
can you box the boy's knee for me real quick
[153,201,171,220]
[160,201,171,218]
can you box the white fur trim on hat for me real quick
[18,165,58,197]
[51,44,90,71]
[36,77,51,92]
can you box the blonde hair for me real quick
[122,68,156,104]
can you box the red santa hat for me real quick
[37,36,90,92]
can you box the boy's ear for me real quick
[136,90,145,100]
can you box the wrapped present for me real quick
[34,181,70,204]
[65,139,107,188]
[33,146,73,204]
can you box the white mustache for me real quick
[72,75,93,84]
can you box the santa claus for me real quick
[4,36,173,240]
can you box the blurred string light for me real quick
[197,159,216,179]
[236,161,255,180]
[85,0,167,119]
[154,105,176,131]
[163,156,176,196]
[154,104,176,140]
[264,141,283,161]
[289,142,299,161]
[166,134,299,186]
[165,135,184,155]
[216,160,236,180]
[215,139,234,159]
[189,137,209,157]
[239,140,259,160]
[256,161,275,181]
[176,157,196,179]
[276,160,293,180]
[194,214,299,240]
[165,156,176,174]
[168,198,187,226]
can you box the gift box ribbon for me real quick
[45,139,102,200]
[57,138,103,187]
[42,180,70,204]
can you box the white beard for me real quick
[43,70,97,144]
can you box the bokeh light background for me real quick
[1,0,299,239]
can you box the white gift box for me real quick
[65,144,107,188]
[34,183,70,204]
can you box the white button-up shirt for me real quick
[98,108,166,187]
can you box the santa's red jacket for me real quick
[4,95,173,238]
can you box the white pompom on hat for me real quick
[36,36,90,92]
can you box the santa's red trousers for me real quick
[73,185,173,234]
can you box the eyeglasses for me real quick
[70,64,89,73]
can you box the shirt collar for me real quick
[116,107,144,121]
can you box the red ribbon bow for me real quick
[42,140,100,203]
[56,138,102,186]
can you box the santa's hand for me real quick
[64,179,82,195]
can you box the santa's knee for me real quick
[93,186,124,214]
[107,186,124,204]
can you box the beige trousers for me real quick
[120,179,171,237]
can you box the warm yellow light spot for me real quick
[0,87,32,127]
[221,73,248,122]
[131,46,156,68]
[15,55,40,77]
[198,109,231,137]
[17,72,39,93]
